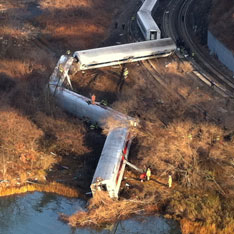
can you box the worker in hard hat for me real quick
[59,64,64,73]
[140,172,146,182]
[123,68,129,80]
[188,134,193,140]
[168,174,172,188]
[146,167,151,181]
[91,94,96,105]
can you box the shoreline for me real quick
[0,181,83,199]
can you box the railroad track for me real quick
[163,0,234,99]
[128,5,222,125]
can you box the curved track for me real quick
[163,0,234,99]
[128,2,223,125]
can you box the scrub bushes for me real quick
[0,106,57,184]
[138,120,234,193]
[62,191,147,228]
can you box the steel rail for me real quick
[162,0,234,99]
[128,3,221,125]
[179,0,234,93]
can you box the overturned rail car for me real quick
[49,85,137,128]
[90,127,132,198]
[49,55,138,128]
[73,38,176,70]
[48,56,137,198]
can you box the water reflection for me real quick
[0,192,180,234]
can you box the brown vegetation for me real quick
[0,182,80,198]
[62,191,149,228]
[0,0,124,195]
[138,120,234,192]
[0,0,234,233]
[166,61,193,74]
[180,218,234,234]
[67,55,234,231]
[64,120,234,231]
[0,106,57,183]
[37,0,123,49]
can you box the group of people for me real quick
[139,168,173,188]
[140,167,151,182]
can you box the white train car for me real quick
[140,0,157,12]
[49,85,137,128]
[90,127,132,198]
[137,10,160,40]
[48,56,137,199]
[137,0,161,40]
[73,38,176,70]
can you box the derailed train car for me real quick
[137,10,160,40]
[48,0,176,198]
[90,127,132,198]
[137,0,161,40]
[49,85,137,128]
[48,57,137,198]
[49,56,138,128]
[73,38,176,70]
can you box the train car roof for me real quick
[74,38,175,66]
[137,10,160,32]
[49,85,137,128]
[91,128,129,184]
[140,0,157,12]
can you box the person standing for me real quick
[146,167,151,181]
[123,68,128,80]
[140,172,146,182]
[91,94,96,105]
[168,174,172,188]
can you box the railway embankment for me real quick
[207,31,234,73]
[208,0,234,73]
[209,0,234,53]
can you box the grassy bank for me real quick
[0,182,80,198]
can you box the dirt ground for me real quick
[1,0,234,233]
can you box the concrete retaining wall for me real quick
[208,31,234,73]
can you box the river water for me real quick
[0,192,181,234]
